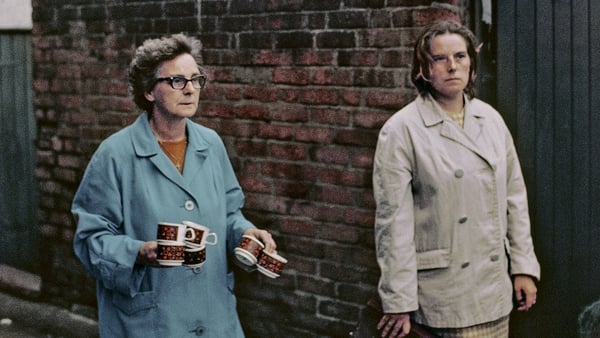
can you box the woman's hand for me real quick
[136,241,159,266]
[377,313,411,338]
[243,228,277,253]
[514,274,538,311]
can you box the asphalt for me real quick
[0,264,98,338]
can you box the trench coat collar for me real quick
[130,113,210,195]
[417,93,494,167]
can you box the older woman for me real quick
[72,34,276,337]
[373,21,540,338]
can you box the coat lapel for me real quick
[418,94,494,168]
[131,113,191,194]
[181,119,210,187]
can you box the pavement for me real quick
[0,264,98,338]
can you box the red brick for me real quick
[243,86,279,102]
[295,126,335,143]
[334,129,378,147]
[279,219,317,237]
[201,103,235,118]
[352,148,375,168]
[310,68,353,86]
[309,108,351,126]
[272,68,310,85]
[365,89,412,110]
[268,143,307,160]
[318,185,356,206]
[298,89,339,105]
[341,90,362,106]
[293,50,335,65]
[312,146,351,165]
[239,175,273,194]
[254,50,293,65]
[234,140,268,157]
[257,124,295,140]
[271,106,309,122]
[234,104,270,120]
[413,8,461,26]
[274,181,312,199]
[354,110,393,129]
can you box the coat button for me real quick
[461,262,470,268]
[193,267,203,274]
[454,169,464,178]
[458,217,468,224]
[490,254,499,262]
[195,326,205,336]
[184,200,195,211]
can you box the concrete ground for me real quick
[0,264,98,338]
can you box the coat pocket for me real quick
[416,249,450,270]
[112,290,157,316]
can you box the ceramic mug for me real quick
[234,235,264,266]
[182,220,218,247]
[184,245,207,268]
[157,222,195,243]
[156,240,186,266]
[256,250,288,278]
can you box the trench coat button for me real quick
[454,169,464,178]
[193,267,202,274]
[458,217,468,224]
[184,200,195,211]
[490,254,499,262]
[195,326,205,336]
[461,262,470,268]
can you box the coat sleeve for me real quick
[72,143,147,296]
[214,137,255,253]
[503,125,541,281]
[373,119,419,314]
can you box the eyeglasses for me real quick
[155,75,207,90]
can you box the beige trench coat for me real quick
[373,94,540,328]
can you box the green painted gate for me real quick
[0,33,38,272]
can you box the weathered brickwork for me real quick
[31,0,464,336]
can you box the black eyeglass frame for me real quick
[154,75,207,90]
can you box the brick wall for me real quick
[31,0,464,336]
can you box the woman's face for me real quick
[427,33,471,100]
[144,53,201,120]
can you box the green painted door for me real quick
[0,33,38,272]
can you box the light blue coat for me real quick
[72,113,254,337]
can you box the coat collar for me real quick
[417,93,494,167]
[130,113,211,195]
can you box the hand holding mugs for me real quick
[156,241,186,266]
[235,234,287,278]
[155,221,217,268]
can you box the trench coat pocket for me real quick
[112,290,156,315]
[416,249,450,270]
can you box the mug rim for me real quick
[241,234,265,248]
[261,250,287,263]
[157,240,186,246]
[182,220,209,230]
[158,221,184,227]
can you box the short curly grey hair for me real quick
[128,33,204,113]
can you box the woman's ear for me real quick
[144,91,155,103]
[475,42,483,54]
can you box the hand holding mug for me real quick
[136,241,159,266]
[243,228,276,253]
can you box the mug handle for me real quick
[185,228,196,241]
[206,232,218,246]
